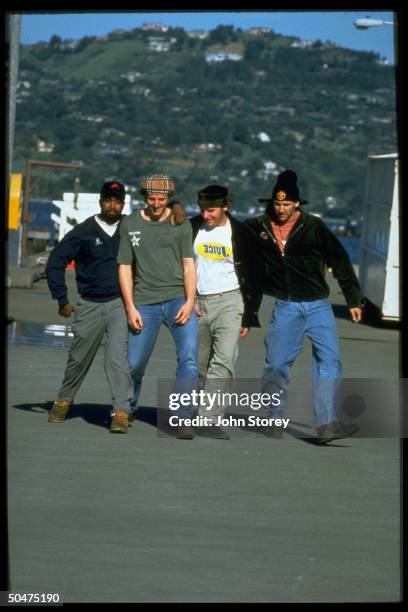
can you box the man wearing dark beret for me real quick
[246,170,363,444]
[190,184,261,439]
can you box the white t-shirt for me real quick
[194,220,239,295]
[94,214,120,237]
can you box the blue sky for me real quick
[20,10,396,63]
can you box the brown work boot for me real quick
[174,424,195,439]
[110,410,129,434]
[48,399,72,423]
[263,423,284,439]
[128,410,136,427]
[317,421,359,445]
[202,425,230,439]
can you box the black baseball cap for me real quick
[100,181,126,202]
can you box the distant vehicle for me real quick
[323,217,348,236]
[346,218,362,237]
[358,153,400,322]
[27,200,60,244]
[25,200,60,258]
[322,216,361,237]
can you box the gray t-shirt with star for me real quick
[117,211,194,305]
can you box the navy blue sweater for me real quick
[45,216,123,306]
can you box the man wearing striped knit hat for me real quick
[117,174,199,439]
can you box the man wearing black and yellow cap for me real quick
[46,180,134,433]
[190,185,261,439]
[246,170,362,444]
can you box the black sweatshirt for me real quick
[45,215,123,306]
[246,211,362,308]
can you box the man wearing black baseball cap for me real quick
[246,170,362,444]
[100,180,126,203]
[46,180,134,433]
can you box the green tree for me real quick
[208,25,237,45]
[244,39,265,62]
[49,35,62,47]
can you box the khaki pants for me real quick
[58,297,133,411]
[196,289,244,424]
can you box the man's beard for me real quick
[100,211,121,224]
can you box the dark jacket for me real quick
[46,216,124,306]
[190,213,261,327]
[245,211,362,308]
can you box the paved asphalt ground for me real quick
[5,269,401,603]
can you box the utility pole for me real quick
[4,12,21,591]
[6,13,22,270]
[20,160,81,263]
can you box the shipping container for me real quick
[359,153,400,321]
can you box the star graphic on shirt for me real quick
[131,235,141,247]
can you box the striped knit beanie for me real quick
[140,174,175,197]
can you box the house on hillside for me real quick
[120,71,142,83]
[187,30,209,39]
[148,37,176,52]
[291,39,314,49]
[257,132,271,143]
[59,39,80,51]
[36,140,55,153]
[194,143,223,152]
[141,23,169,32]
[257,161,278,180]
[205,52,242,63]
[249,27,272,35]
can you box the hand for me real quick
[58,303,75,318]
[240,327,250,338]
[127,306,143,332]
[349,307,362,323]
[171,201,187,226]
[174,302,194,325]
[194,303,202,318]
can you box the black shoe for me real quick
[174,424,195,439]
[263,424,284,439]
[317,421,359,445]
[204,425,230,440]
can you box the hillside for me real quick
[14,25,397,216]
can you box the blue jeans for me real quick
[128,297,199,418]
[262,298,342,427]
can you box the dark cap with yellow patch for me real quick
[258,170,308,204]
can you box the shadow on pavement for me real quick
[135,405,158,426]
[13,401,111,429]
[13,403,354,445]
[236,420,352,447]
[13,402,159,431]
